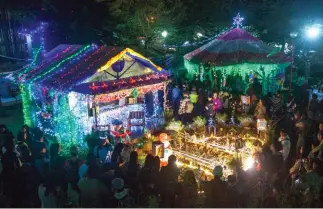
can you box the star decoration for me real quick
[233,13,244,28]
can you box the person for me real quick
[205,96,216,135]
[308,94,319,121]
[270,91,283,118]
[120,151,140,195]
[109,178,135,208]
[1,135,21,205]
[227,174,239,207]
[189,89,199,104]
[38,173,60,208]
[178,92,193,124]
[294,111,308,155]
[120,143,131,165]
[49,143,67,194]
[309,132,323,161]
[79,153,98,179]
[30,133,47,160]
[278,129,291,162]
[159,155,180,208]
[172,84,181,117]
[212,92,223,113]
[93,138,113,167]
[254,99,266,119]
[138,155,157,205]
[65,146,84,207]
[17,125,33,147]
[286,94,296,117]
[204,165,229,207]
[299,159,323,191]
[177,170,198,207]
[33,141,49,183]
[290,146,310,178]
[78,165,109,207]
[110,143,124,166]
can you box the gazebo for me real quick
[184,18,291,93]
[19,44,169,145]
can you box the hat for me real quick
[112,178,124,190]
[213,165,223,177]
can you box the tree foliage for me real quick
[101,0,187,49]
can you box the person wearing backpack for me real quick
[109,178,135,208]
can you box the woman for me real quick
[212,92,223,113]
[121,151,140,193]
[138,155,156,205]
[254,99,266,119]
[177,170,198,207]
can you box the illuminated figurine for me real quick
[111,119,131,144]
[205,97,216,136]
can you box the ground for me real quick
[0,104,24,136]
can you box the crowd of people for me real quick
[1,80,323,207]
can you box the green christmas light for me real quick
[30,45,91,82]
[53,94,79,144]
[20,83,33,126]
[184,59,289,93]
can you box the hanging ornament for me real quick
[111,59,125,73]
[132,88,138,98]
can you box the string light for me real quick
[94,83,165,103]
[30,45,91,82]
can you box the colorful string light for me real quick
[30,45,91,82]
[94,83,165,103]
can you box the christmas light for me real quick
[97,48,163,73]
[30,45,92,82]
[94,83,166,103]
[233,13,244,28]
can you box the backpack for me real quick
[117,190,135,208]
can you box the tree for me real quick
[101,0,187,51]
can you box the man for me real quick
[309,132,323,161]
[294,111,308,155]
[93,138,113,166]
[204,165,229,207]
[172,85,181,117]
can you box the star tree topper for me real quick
[233,13,244,28]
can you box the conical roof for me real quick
[184,28,291,66]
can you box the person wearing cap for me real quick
[93,138,113,166]
[109,178,135,207]
[278,129,291,162]
[204,165,229,207]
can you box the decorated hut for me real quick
[19,44,169,145]
[184,15,291,93]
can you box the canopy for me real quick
[184,28,291,66]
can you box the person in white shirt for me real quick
[278,129,291,161]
